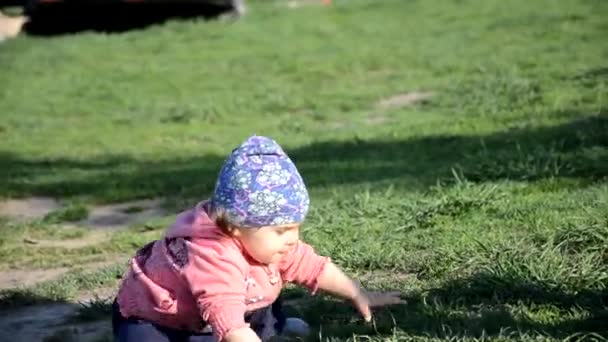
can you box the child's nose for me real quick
[286,232,299,246]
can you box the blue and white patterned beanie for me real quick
[210,135,309,228]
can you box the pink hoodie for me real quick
[116,201,329,341]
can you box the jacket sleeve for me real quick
[182,238,249,341]
[279,241,330,293]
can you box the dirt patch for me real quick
[327,121,349,129]
[0,303,112,342]
[0,271,120,342]
[365,91,434,126]
[376,91,434,110]
[0,257,126,291]
[0,259,122,339]
[81,198,166,230]
[0,197,167,229]
[364,114,391,126]
[0,11,28,42]
[0,197,61,221]
[77,285,119,303]
[22,230,109,249]
[285,0,332,9]
[0,268,70,290]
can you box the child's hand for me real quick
[316,263,406,322]
[352,290,406,322]
[224,326,261,342]
[351,292,372,322]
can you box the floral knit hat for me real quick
[210,135,309,227]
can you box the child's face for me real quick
[234,223,300,264]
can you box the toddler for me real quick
[113,135,398,342]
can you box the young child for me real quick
[113,135,397,342]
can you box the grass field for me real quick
[0,0,607,341]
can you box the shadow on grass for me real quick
[1,273,606,340]
[22,2,237,36]
[0,290,114,341]
[292,273,608,341]
[0,287,72,309]
[422,272,607,336]
[0,113,608,201]
[0,274,117,340]
[1,110,606,203]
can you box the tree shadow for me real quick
[572,66,608,81]
[293,110,608,186]
[0,261,122,339]
[419,273,608,337]
[2,270,606,341]
[289,272,607,341]
[0,289,114,341]
[1,110,606,203]
[22,2,237,36]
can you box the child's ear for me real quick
[230,227,242,237]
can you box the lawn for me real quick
[0,0,607,341]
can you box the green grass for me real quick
[0,263,125,307]
[0,224,160,270]
[42,202,90,223]
[0,0,607,341]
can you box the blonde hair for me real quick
[207,204,240,235]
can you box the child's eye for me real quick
[275,226,298,235]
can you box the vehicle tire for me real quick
[24,0,42,17]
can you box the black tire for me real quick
[24,0,39,16]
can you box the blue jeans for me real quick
[112,300,286,342]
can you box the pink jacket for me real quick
[116,201,329,341]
